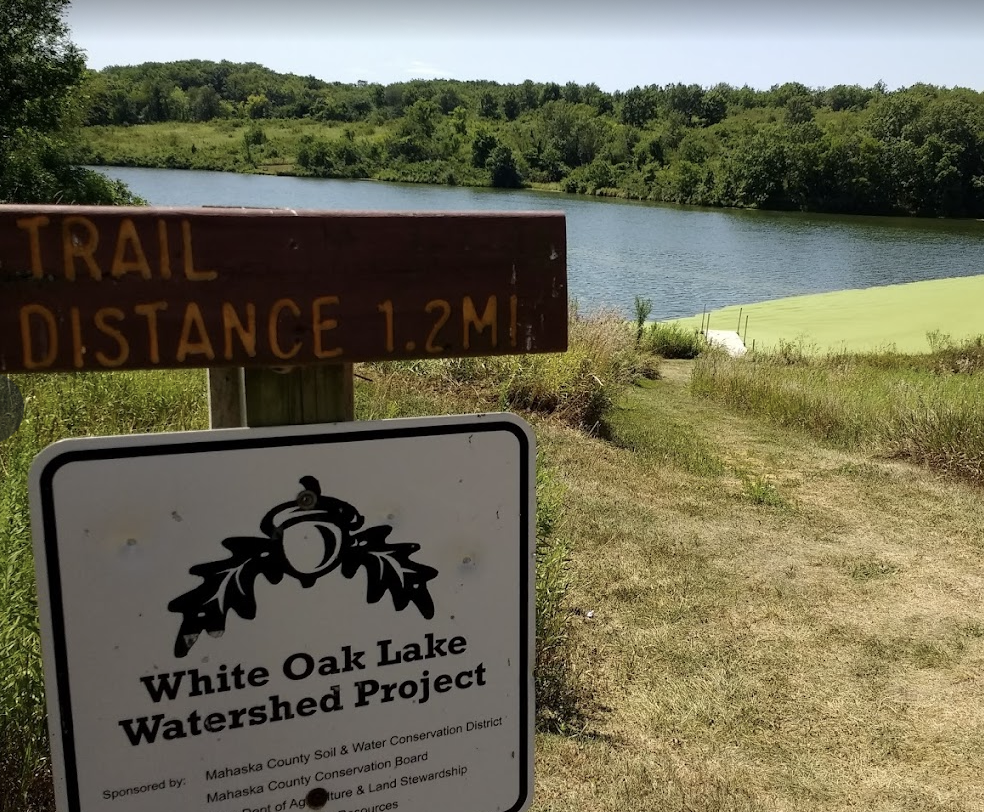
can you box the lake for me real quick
[93,167,984,321]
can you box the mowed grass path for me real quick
[533,362,984,811]
[670,274,984,354]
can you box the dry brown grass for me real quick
[532,361,984,812]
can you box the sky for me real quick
[66,1,984,93]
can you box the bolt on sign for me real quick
[0,205,567,372]
[30,414,534,812]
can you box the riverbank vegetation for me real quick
[80,60,984,217]
[692,333,984,486]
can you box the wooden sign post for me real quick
[1,205,567,428]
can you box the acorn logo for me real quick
[167,476,438,657]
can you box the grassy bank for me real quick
[81,119,375,177]
[81,119,483,186]
[670,274,984,354]
[691,335,984,486]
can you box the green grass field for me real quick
[82,119,381,175]
[671,274,984,354]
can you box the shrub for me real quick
[632,295,653,344]
[364,307,659,432]
[642,322,706,359]
[243,123,267,146]
[487,145,522,188]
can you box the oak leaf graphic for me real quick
[167,476,438,657]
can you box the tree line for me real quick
[82,62,984,218]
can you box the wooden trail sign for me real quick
[0,205,567,373]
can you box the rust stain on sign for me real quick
[0,206,568,372]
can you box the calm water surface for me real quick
[94,167,984,320]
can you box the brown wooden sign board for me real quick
[0,205,567,373]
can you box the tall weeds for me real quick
[640,321,706,359]
[887,386,984,483]
[0,371,208,812]
[363,307,660,432]
[532,461,586,734]
[691,336,984,485]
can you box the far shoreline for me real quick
[83,136,984,224]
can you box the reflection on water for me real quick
[94,167,984,320]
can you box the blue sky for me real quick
[67,2,984,92]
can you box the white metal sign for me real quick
[29,414,534,812]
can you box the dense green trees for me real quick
[1,0,136,203]
[80,58,984,218]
